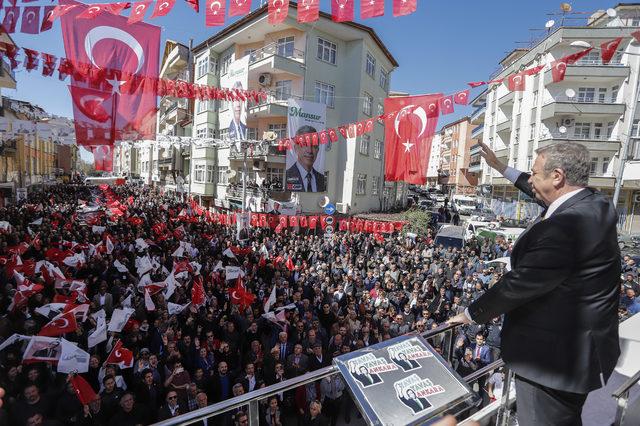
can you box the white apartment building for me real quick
[189,3,400,213]
[113,143,139,178]
[426,133,441,188]
[471,3,640,229]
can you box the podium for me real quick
[616,313,640,377]
[334,334,479,425]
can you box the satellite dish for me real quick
[560,2,572,13]
[226,169,237,179]
[570,41,592,48]
[606,8,617,18]
[318,196,330,208]
[262,131,277,142]
[565,88,576,98]
[559,126,567,134]
[545,20,556,29]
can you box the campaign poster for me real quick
[219,56,249,140]
[285,99,327,192]
[236,212,251,241]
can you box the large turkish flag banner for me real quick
[384,94,441,184]
[61,0,160,142]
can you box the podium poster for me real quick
[334,334,476,426]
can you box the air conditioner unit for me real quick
[634,192,640,203]
[252,160,264,171]
[258,73,272,87]
[561,117,575,127]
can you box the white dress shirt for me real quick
[295,162,317,192]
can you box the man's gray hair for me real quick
[535,142,590,187]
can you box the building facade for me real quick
[437,117,477,195]
[472,3,640,227]
[189,3,400,213]
[425,133,441,188]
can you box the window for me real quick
[219,128,229,140]
[197,56,210,79]
[360,135,370,155]
[196,100,207,114]
[612,85,620,102]
[629,139,640,160]
[366,52,376,78]
[194,164,206,183]
[594,123,603,140]
[377,103,384,118]
[244,49,257,62]
[633,119,640,138]
[268,123,287,139]
[602,157,609,175]
[577,87,595,103]
[374,139,382,159]
[247,128,258,140]
[220,53,232,75]
[372,177,379,195]
[218,166,229,184]
[267,167,284,183]
[356,174,367,195]
[533,90,539,106]
[526,155,533,171]
[315,82,335,108]
[529,123,536,140]
[514,127,520,143]
[363,93,373,116]
[590,158,598,176]
[206,165,214,183]
[276,37,294,58]
[379,68,388,90]
[275,80,292,101]
[598,88,607,103]
[219,100,229,111]
[607,121,615,138]
[574,122,590,139]
[317,38,337,65]
[196,126,212,138]
[633,18,640,27]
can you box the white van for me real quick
[452,195,477,215]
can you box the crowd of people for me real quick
[0,183,635,426]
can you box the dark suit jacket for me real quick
[393,357,420,371]
[228,120,247,140]
[469,344,492,366]
[352,372,382,387]
[285,164,326,192]
[399,396,431,414]
[469,173,621,393]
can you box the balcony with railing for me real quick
[541,95,626,120]
[228,142,285,161]
[248,93,302,118]
[545,57,629,84]
[470,105,486,125]
[538,131,621,153]
[471,124,484,139]
[248,42,305,77]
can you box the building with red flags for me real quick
[467,3,640,230]
[118,2,406,214]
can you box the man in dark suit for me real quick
[352,365,382,387]
[157,391,182,421]
[228,81,247,140]
[286,126,326,192]
[449,141,621,426]
[468,333,492,368]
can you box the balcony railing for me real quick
[471,125,484,139]
[247,42,305,65]
[540,132,620,142]
[575,58,623,67]
[550,95,621,105]
[229,142,283,159]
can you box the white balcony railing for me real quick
[247,42,305,65]
[540,132,620,142]
[549,95,621,105]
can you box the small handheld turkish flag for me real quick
[438,96,455,115]
[39,311,78,337]
[20,6,40,34]
[105,339,134,368]
[128,1,152,24]
[393,0,416,17]
[454,90,470,105]
[361,0,384,19]
[600,37,622,65]
[297,0,319,23]
[70,375,97,405]
[206,0,226,26]
[2,7,20,33]
[229,0,251,17]
[332,0,354,22]
[268,0,289,24]
[150,0,176,18]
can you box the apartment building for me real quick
[472,3,640,227]
[189,3,399,213]
[113,143,139,179]
[425,133,441,188]
[437,117,477,195]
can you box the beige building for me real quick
[437,117,478,195]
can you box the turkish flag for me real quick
[332,0,354,22]
[77,5,112,19]
[468,81,486,88]
[297,0,319,22]
[20,6,40,34]
[564,47,593,65]
[285,257,295,271]
[438,95,454,115]
[550,60,568,83]
[268,0,289,24]
[279,215,288,229]
[454,90,469,105]
[524,64,544,76]
[393,0,416,16]
[150,0,175,18]
[108,3,132,15]
[289,215,298,227]
[205,0,226,26]
[229,0,251,17]
[105,339,134,368]
[507,72,526,91]
[2,7,20,33]
[384,94,441,184]
[361,0,384,19]
[70,375,97,406]
[61,1,160,141]
[40,6,56,32]
[632,30,640,44]
[185,0,200,13]
[308,216,318,229]
[39,311,78,337]
[128,1,151,24]
[191,275,205,306]
[93,145,113,171]
[23,48,39,71]
[601,37,622,64]
[69,86,114,145]
[299,216,307,227]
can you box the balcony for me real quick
[471,124,484,139]
[541,96,625,120]
[498,90,514,106]
[495,147,509,160]
[470,105,486,125]
[248,94,290,118]
[538,132,621,154]
[224,185,268,200]
[0,58,16,89]
[544,62,629,85]
[228,142,285,162]
[496,118,511,133]
[468,159,482,173]
[248,42,305,77]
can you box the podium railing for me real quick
[152,323,506,426]
[612,368,640,426]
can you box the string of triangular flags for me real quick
[0,0,417,35]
